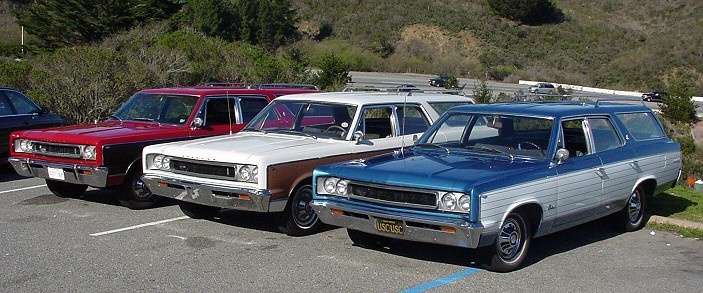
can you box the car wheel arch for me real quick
[501,202,543,237]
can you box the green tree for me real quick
[472,79,493,104]
[14,0,182,49]
[313,53,350,91]
[660,78,699,125]
[232,0,298,51]
[487,0,562,25]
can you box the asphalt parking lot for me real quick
[1,164,702,292]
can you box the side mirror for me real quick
[192,117,204,128]
[555,148,570,164]
[353,130,364,143]
[412,134,418,143]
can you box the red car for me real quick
[8,84,318,209]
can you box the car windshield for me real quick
[245,100,357,140]
[111,93,198,125]
[416,112,554,159]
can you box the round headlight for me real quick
[161,157,170,170]
[153,155,164,169]
[336,180,348,195]
[323,177,338,193]
[441,193,458,210]
[458,195,471,212]
[19,139,29,152]
[239,166,252,181]
[251,167,258,182]
[82,146,96,160]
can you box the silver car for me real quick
[528,82,556,94]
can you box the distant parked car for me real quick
[1,87,67,161]
[429,75,449,87]
[528,82,556,94]
[642,90,668,102]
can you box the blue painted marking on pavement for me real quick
[400,267,481,293]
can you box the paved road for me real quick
[348,71,703,116]
[1,164,702,292]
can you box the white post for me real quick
[21,26,24,55]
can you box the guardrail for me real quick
[518,80,703,102]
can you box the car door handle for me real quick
[594,168,606,178]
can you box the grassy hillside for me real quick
[2,1,701,94]
[291,0,703,94]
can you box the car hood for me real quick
[12,120,188,145]
[321,150,545,192]
[149,131,353,165]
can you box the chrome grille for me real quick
[32,142,81,158]
[171,159,235,179]
[348,182,437,208]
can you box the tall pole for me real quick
[21,26,25,55]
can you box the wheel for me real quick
[118,168,159,210]
[516,141,545,156]
[620,187,646,231]
[480,212,531,273]
[46,180,88,198]
[347,229,393,248]
[179,202,221,219]
[275,184,322,236]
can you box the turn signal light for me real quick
[440,226,456,233]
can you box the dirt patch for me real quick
[397,24,482,62]
[693,120,703,146]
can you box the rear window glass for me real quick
[616,112,665,140]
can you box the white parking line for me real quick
[0,184,47,194]
[89,216,190,236]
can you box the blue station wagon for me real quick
[311,101,681,272]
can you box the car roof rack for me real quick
[511,93,572,102]
[251,83,319,90]
[202,82,249,88]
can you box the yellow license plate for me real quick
[375,218,404,235]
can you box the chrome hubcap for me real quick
[292,189,317,228]
[628,191,642,224]
[498,218,522,261]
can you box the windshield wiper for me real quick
[415,143,450,153]
[131,117,155,122]
[244,128,267,134]
[270,129,316,139]
[108,115,122,121]
[465,145,506,154]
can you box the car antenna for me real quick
[399,91,410,155]
[227,89,233,135]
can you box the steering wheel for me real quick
[326,125,346,132]
[326,125,347,137]
[516,141,545,156]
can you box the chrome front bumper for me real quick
[311,199,489,249]
[142,174,279,212]
[8,157,109,187]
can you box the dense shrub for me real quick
[27,46,138,124]
[312,53,349,91]
[660,78,699,125]
[487,0,563,25]
[472,79,493,104]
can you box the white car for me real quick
[528,82,556,94]
[142,91,474,235]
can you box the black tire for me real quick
[46,180,88,198]
[347,229,393,248]
[179,202,220,219]
[275,184,322,236]
[620,187,647,232]
[480,212,531,273]
[118,168,158,210]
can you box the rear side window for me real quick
[616,112,665,140]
